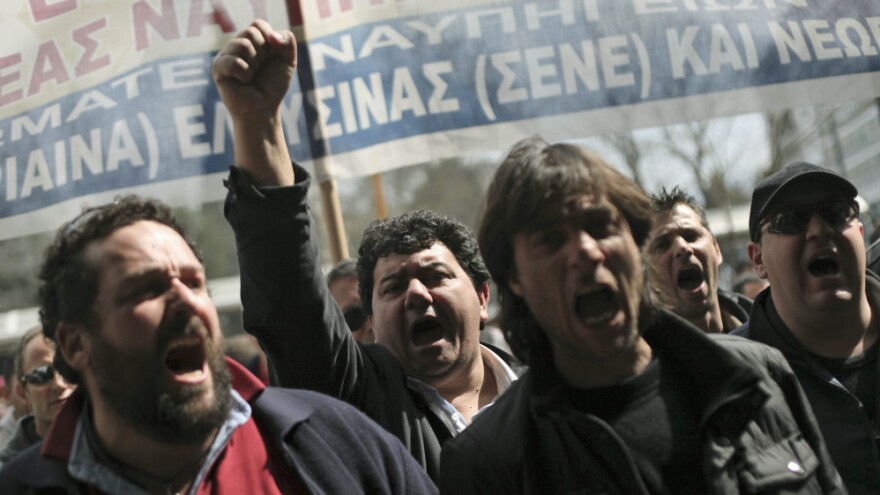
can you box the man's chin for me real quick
[406,357,459,385]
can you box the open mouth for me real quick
[165,335,207,381]
[808,255,839,277]
[676,266,704,291]
[411,318,445,346]
[575,286,618,325]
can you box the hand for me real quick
[212,19,297,121]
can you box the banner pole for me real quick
[319,179,349,264]
[372,174,388,219]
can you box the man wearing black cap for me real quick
[734,161,879,494]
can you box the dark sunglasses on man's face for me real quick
[760,198,859,237]
[20,364,58,387]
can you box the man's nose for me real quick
[404,278,432,310]
[572,231,605,267]
[672,236,693,259]
[167,278,204,319]
[50,369,70,390]
[806,212,835,239]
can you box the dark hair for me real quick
[357,210,489,314]
[478,137,654,365]
[328,258,358,285]
[650,186,711,232]
[14,326,46,379]
[38,195,201,384]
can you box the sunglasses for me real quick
[19,364,59,387]
[759,199,859,237]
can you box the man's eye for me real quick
[650,238,670,253]
[425,272,449,286]
[584,221,612,240]
[683,231,700,243]
[538,230,565,247]
[381,284,402,296]
[131,281,168,300]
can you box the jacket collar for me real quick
[11,358,265,491]
[748,270,880,380]
[529,309,765,425]
[249,388,315,441]
[643,309,765,422]
[41,357,265,462]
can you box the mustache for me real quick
[155,314,210,351]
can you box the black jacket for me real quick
[719,288,752,331]
[0,360,437,494]
[0,415,39,468]
[441,310,844,494]
[224,164,521,481]
[733,272,880,495]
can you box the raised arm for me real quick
[212,19,296,186]
[213,21,365,401]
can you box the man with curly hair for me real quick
[213,21,519,480]
[0,196,435,494]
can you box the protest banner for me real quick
[1,0,879,240]
[0,0,289,239]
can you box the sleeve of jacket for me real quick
[440,437,488,495]
[264,389,438,495]
[760,345,848,494]
[439,433,517,495]
[224,164,364,402]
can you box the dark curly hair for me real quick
[478,137,656,366]
[357,209,489,315]
[38,195,202,384]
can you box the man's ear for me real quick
[714,237,723,267]
[477,282,490,322]
[747,242,768,280]
[55,322,90,373]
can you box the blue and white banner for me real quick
[1,0,879,238]
[0,0,288,238]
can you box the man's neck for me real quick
[780,294,876,359]
[90,401,216,490]
[553,336,653,389]
[430,349,497,424]
[35,416,52,438]
[685,303,725,334]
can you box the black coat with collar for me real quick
[441,310,844,494]
[733,271,880,495]
[224,164,523,481]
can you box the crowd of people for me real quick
[0,19,878,494]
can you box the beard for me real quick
[89,317,232,445]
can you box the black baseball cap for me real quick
[749,161,857,242]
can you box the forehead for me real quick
[530,193,618,227]
[654,204,704,232]
[329,275,358,289]
[22,336,53,371]
[373,242,463,278]
[85,220,202,278]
